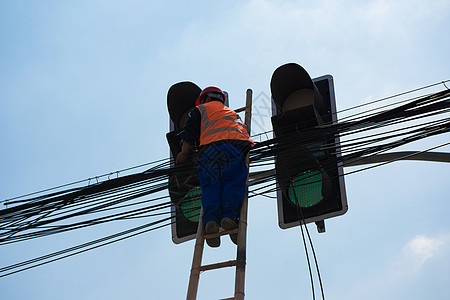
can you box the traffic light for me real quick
[270,63,347,231]
[166,82,231,243]
[167,81,202,244]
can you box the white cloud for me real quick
[400,234,447,273]
[384,233,450,283]
[338,233,450,300]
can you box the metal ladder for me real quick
[186,90,253,300]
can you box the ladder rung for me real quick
[234,107,246,113]
[204,228,238,239]
[217,298,234,300]
[199,260,237,272]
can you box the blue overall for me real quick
[198,144,248,225]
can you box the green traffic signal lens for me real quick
[180,186,202,222]
[288,170,323,208]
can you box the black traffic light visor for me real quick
[167,81,202,131]
[270,63,314,110]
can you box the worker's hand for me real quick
[176,150,189,165]
[176,140,193,165]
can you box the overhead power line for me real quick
[1,83,450,277]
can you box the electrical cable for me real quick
[1,84,449,279]
[264,129,324,300]
[0,218,172,278]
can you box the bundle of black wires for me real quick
[1,82,449,279]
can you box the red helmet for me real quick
[195,86,226,106]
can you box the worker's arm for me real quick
[176,107,200,165]
[177,107,201,143]
[176,140,194,165]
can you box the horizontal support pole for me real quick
[343,151,450,166]
[248,151,450,180]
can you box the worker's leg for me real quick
[220,144,248,223]
[198,147,223,225]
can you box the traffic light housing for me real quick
[270,63,347,230]
[167,81,202,244]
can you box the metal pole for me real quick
[343,151,450,166]
[234,89,253,300]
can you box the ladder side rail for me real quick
[186,209,205,300]
[234,89,253,300]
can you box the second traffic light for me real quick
[270,63,347,231]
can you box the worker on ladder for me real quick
[176,86,254,248]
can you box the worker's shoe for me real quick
[204,221,220,248]
[220,217,238,245]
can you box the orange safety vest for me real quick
[197,101,254,147]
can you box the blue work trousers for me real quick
[198,144,248,225]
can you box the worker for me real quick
[176,86,253,247]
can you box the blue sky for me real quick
[1,1,449,299]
